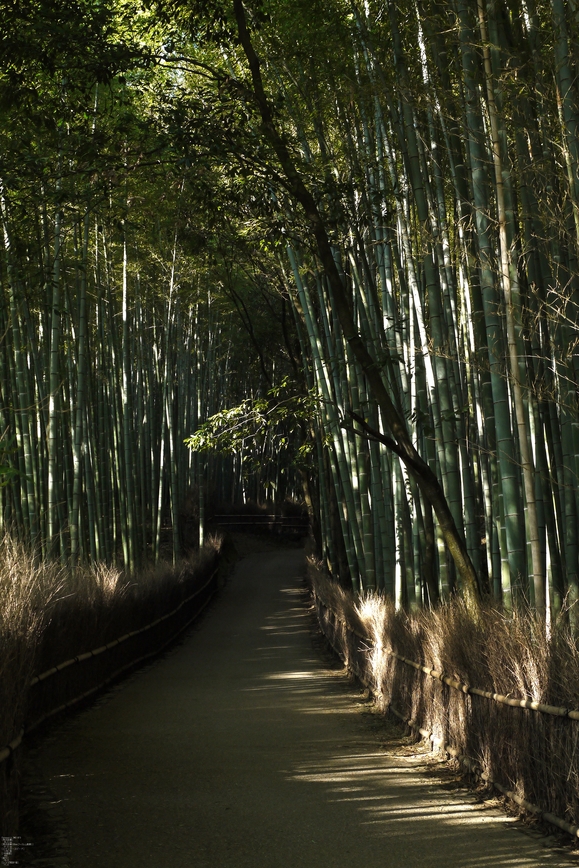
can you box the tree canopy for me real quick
[2,0,579,621]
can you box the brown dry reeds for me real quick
[0,536,65,835]
[307,555,579,833]
[0,533,222,835]
[33,538,221,675]
[0,537,63,750]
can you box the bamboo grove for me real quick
[219,0,579,620]
[2,0,579,623]
[221,0,579,619]
[0,155,247,572]
[0,1,303,569]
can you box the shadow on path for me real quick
[28,550,574,867]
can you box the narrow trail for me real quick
[29,549,575,867]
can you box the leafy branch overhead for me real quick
[185,380,318,467]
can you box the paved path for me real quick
[32,549,576,867]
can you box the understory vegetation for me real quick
[308,555,579,830]
[0,533,221,834]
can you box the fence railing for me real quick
[211,514,309,533]
[312,584,579,839]
[0,564,219,767]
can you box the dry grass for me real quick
[307,555,579,830]
[0,533,222,835]
[0,536,67,835]
[33,541,220,674]
[0,537,64,748]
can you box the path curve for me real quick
[31,549,575,867]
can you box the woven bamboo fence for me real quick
[0,554,220,834]
[311,577,579,839]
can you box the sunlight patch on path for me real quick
[33,551,575,868]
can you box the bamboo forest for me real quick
[2,0,579,624]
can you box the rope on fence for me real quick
[312,588,579,838]
[0,566,219,766]
[30,566,218,687]
[25,579,216,734]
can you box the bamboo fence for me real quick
[0,563,219,768]
[311,581,579,839]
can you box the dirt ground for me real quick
[14,546,579,867]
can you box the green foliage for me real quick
[185,378,317,463]
[0,437,18,489]
[0,0,151,111]
[3,0,579,613]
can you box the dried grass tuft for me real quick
[0,538,65,743]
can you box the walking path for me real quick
[28,548,576,867]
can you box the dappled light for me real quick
[28,550,574,868]
[4,0,579,853]
[241,587,573,868]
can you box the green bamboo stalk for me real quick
[477,0,544,613]
[70,212,90,562]
[121,228,136,570]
